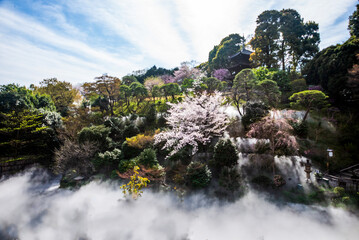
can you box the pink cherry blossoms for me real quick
[154,92,229,158]
[213,68,231,82]
[246,116,298,155]
[173,65,203,83]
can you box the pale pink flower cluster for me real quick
[246,116,298,155]
[154,92,229,158]
[173,65,202,83]
[213,68,231,82]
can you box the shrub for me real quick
[119,166,150,200]
[118,158,138,173]
[251,175,272,188]
[186,162,212,189]
[130,114,138,121]
[54,140,98,177]
[289,120,308,138]
[212,138,238,172]
[167,146,193,165]
[78,125,111,150]
[145,104,157,127]
[92,148,122,171]
[123,123,140,139]
[126,130,160,149]
[254,140,271,154]
[334,187,345,196]
[218,167,241,191]
[126,134,154,149]
[138,148,158,168]
[122,141,142,159]
[289,78,307,93]
[241,102,269,129]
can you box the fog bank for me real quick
[0,169,358,240]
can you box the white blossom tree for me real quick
[173,64,203,83]
[154,92,229,158]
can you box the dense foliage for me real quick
[249,9,320,71]
[1,6,359,207]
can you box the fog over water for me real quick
[0,168,358,240]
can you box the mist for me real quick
[0,168,358,240]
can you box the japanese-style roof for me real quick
[229,49,253,59]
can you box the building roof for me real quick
[229,49,253,59]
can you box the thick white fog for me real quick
[0,169,358,240]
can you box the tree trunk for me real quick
[281,41,285,71]
[303,108,310,122]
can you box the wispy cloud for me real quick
[0,0,357,86]
[0,7,141,85]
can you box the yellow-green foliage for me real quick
[120,166,150,199]
[126,129,160,149]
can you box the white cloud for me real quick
[65,0,192,66]
[0,0,357,86]
[0,7,141,85]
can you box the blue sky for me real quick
[0,0,357,86]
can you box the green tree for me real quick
[289,78,307,93]
[279,9,320,71]
[202,77,222,94]
[35,78,79,116]
[119,85,132,112]
[92,148,122,172]
[0,110,60,159]
[151,85,161,100]
[160,83,180,101]
[241,102,269,129]
[144,76,164,101]
[181,78,194,95]
[303,32,359,106]
[78,125,112,150]
[138,148,158,168]
[349,4,359,37]
[212,138,238,172]
[0,84,55,113]
[130,82,148,106]
[256,79,281,107]
[122,75,138,86]
[250,9,320,71]
[208,34,245,71]
[82,74,121,115]
[249,10,281,68]
[186,162,212,189]
[231,69,258,116]
[289,90,329,121]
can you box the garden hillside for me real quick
[1,6,359,208]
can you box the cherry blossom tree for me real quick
[144,76,164,92]
[213,68,231,82]
[154,92,229,158]
[173,65,203,83]
[160,74,175,84]
[246,116,298,156]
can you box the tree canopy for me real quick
[289,90,329,121]
[35,78,79,116]
[208,34,245,72]
[249,9,320,71]
[349,4,359,38]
